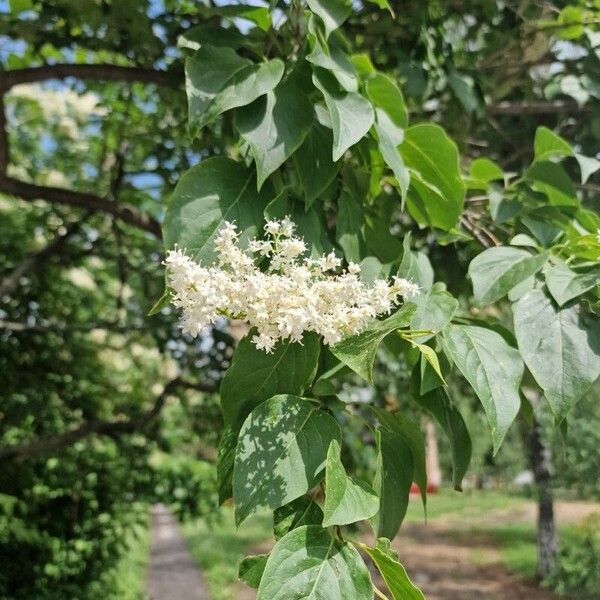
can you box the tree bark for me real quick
[520,395,557,579]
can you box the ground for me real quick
[149,491,600,600]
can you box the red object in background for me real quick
[410,482,438,494]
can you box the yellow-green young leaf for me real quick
[411,342,445,385]
[322,440,379,527]
[513,289,600,418]
[401,124,465,231]
[411,381,471,490]
[469,157,503,184]
[545,261,600,306]
[534,126,573,162]
[306,0,352,38]
[313,68,374,161]
[236,71,313,190]
[372,429,413,539]
[409,282,458,343]
[273,497,324,540]
[163,157,273,263]
[468,246,549,306]
[420,350,444,394]
[239,554,268,588]
[331,303,417,383]
[443,324,523,453]
[370,408,427,510]
[233,395,341,524]
[220,332,320,427]
[258,526,373,600]
[358,542,425,600]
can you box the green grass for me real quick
[182,508,273,600]
[404,488,526,522]
[90,519,151,600]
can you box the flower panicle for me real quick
[165,218,419,352]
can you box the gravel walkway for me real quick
[146,504,209,600]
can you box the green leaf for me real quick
[220,332,320,427]
[236,72,313,189]
[233,395,341,524]
[359,542,425,600]
[366,73,408,129]
[163,157,272,263]
[306,0,352,38]
[409,283,458,342]
[468,246,549,306]
[525,161,578,207]
[513,289,600,418]
[397,234,434,291]
[178,24,248,51]
[217,424,237,504]
[469,158,503,184]
[185,46,250,134]
[412,342,445,385]
[420,350,445,394]
[448,69,479,113]
[534,126,573,162]
[336,191,367,263]
[322,440,379,527]
[258,526,373,600]
[556,5,585,39]
[313,68,374,161]
[411,383,471,490]
[186,48,284,135]
[401,124,465,231]
[443,324,523,453]
[545,261,600,306]
[372,429,414,539]
[294,121,340,206]
[147,287,171,316]
[273,497,324,540]
[374,112,410,200]
[239,554,268,588]
[306,17,358,92]
[331,303,417,383]
[371,408,427,509]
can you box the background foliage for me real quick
[0,0,599,598]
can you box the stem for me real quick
[373,584,390,600]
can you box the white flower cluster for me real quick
[9,84,108,138]
[165,218,419,352]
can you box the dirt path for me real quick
[235,500,599,600]
[146,504,209,600]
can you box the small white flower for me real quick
[165,219,419,352]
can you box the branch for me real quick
[486,100,591,116]
[0,176,162,237]
[0,63,178,91]
[0,378,217,463]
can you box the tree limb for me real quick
[0,63,178,91]
[0,176,162,237]
[0,378,217,463]
[486,100,590,116]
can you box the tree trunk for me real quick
[520,406,557,579]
